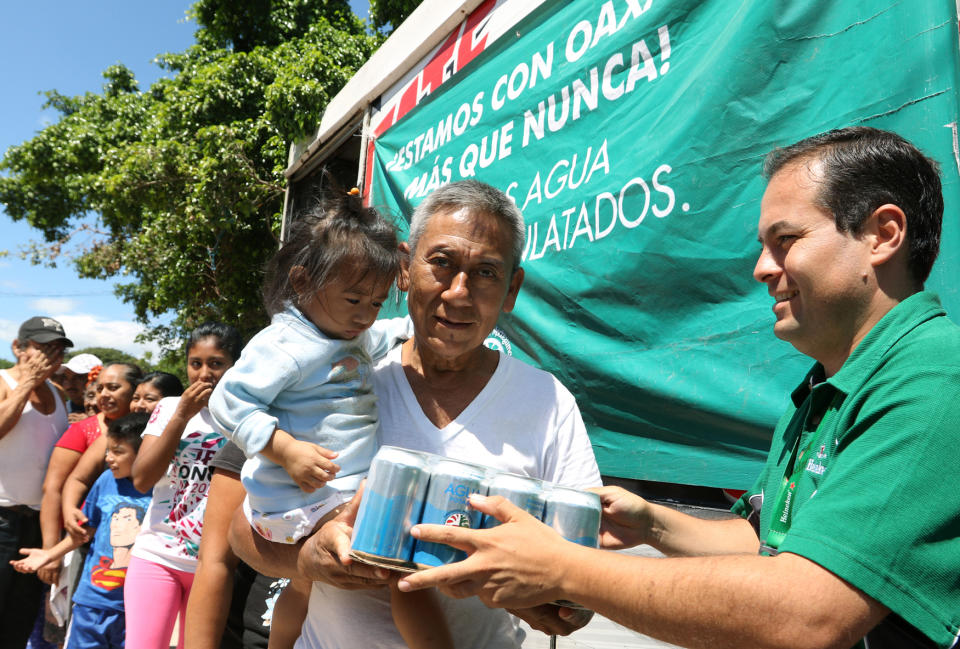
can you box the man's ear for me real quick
[501,268,525,314]
[867,204,907,268]
[397,243,411,292]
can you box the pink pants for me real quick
[123,556,195,649]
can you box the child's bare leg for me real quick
[267,578,310,649]
[389,581,454,649]
[266,505,344,649]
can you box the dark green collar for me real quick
[789,291,945,408]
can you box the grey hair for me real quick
[408,180,526,272]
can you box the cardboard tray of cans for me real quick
[350,445,601,610]
[348,550,589,611]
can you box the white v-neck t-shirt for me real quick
[299,346,601,649]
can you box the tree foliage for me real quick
[67,347,142,368]
[368,0,422,32]
[0,1,381,352]
[192,0,356,51]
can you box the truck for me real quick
[282,0,960,504]
[280,1,960,645]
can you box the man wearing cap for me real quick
[55,353,102,423]
[0,316,72,648]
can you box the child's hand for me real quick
[279,440,340,493]
[63,507,91,544]
[10,548,51,574]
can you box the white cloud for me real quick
[30,298,80,313]
[0,319,17,346]
[51,313,162,361]
[1,312,166,364]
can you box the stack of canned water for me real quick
[351,446,602,569]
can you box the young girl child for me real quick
[125,322,241,649]
[209,187,452,649]
[11,412,154,649]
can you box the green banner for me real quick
[369,0,960,487]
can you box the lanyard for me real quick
[760,391,841,556]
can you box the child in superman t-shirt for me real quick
[10,413,152,649]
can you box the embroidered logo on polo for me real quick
[804,443,829,476]
[804,458,826,475]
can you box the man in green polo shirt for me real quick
[398,127,960,648]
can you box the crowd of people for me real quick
[0,317,273,649]
[0,126,958,649]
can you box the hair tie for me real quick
[348,187,360,196]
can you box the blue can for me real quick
[542,486,601,548]
[481,473,546,528]
[351,446,430,564]
[413,458,487,566]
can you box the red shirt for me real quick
[55,415,102,453]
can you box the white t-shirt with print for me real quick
[131,397,226,573]
[298,347,601,649]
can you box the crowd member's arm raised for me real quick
[0,343,61,439]
[132,379,210,492]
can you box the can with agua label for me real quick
[351,446,430,565]
[481,472,546,528]
[413,458,487,566]
[542,486,602,548]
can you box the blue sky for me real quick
[0,1,368,363]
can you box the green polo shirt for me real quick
[733,292,960,648]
